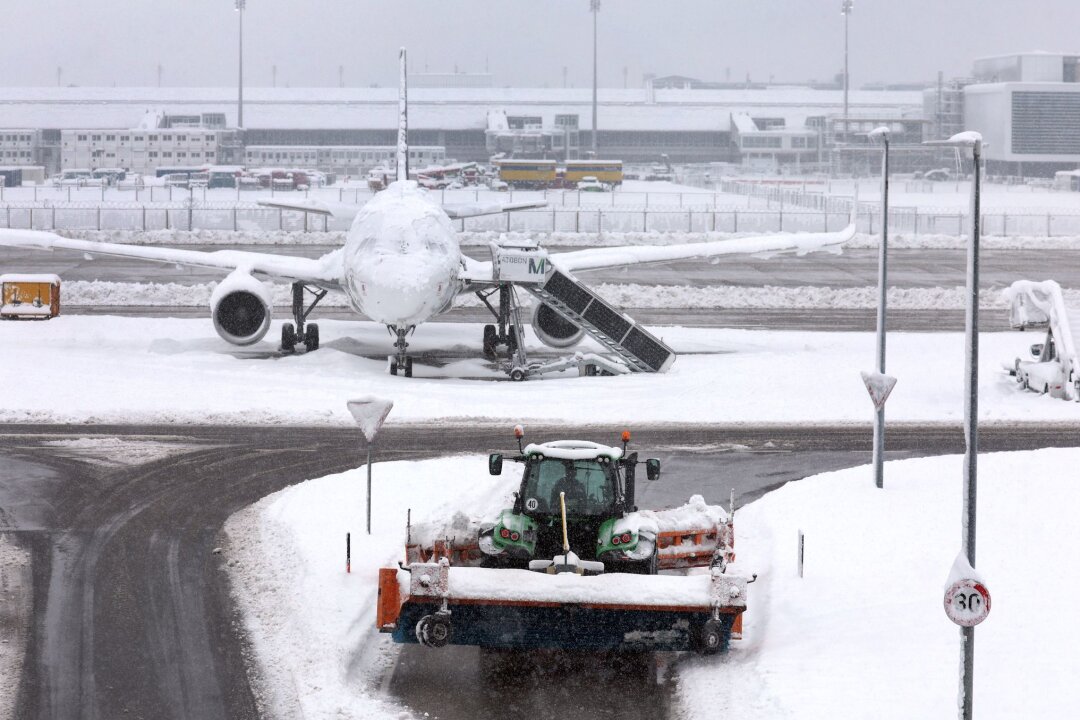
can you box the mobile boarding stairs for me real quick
[473,238,676,380]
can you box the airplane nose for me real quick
[351,256,447,326]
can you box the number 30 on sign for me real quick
[944,579,991,626]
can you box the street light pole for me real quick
[235,0,246,129]
[841,1,853,145]
[925,130,983,720]
[590,0,600,156]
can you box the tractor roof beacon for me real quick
[482,430,662,574]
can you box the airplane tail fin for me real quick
[397,47,409,184]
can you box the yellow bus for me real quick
[564,160,624,187]
[496,160,558,189]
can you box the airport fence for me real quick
[5,201,1080,236]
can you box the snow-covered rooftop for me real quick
[0,86,922,132]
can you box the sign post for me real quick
[347,397,394,535]
[867,126,891,489]
[861,369,897,488]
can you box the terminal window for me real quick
[1012,91,1080,154]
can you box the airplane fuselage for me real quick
[341,181,463,328]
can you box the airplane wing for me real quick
[548,221,854,273]
[460,219,854,282]
[0,229,344,288]
[442,200,547,219]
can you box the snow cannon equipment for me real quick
[376,428,753,654]
[1004,280,1080,401]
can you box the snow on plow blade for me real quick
[377,563,747,653]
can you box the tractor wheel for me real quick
[482,325,497,358]
[304,323,320,351]
[618,547,658,575]
[509,367,527,382]
[695,618,726,656]
[423,614,452,648]
[415,615,431,646]
[644,548,658,575]
[281,323,297,352]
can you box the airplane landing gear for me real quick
[280,281,327,353]
[476,285,527,372]
[388,325,415,377]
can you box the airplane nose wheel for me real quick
[389,326,414,377]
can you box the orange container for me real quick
[0,274,61,319]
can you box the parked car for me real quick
[921,168,953,182]
[577,175,610,192]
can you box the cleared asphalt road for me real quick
[3,423,1080,719]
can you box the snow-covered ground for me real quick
[223,455,517,719]
[816,178,1080,211]
[0,315,1076,426]
[674,448,1080,719]
[223,449,1080,720]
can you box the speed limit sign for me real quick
[944,579,991,626]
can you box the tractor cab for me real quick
[518,446,622,517]
[482,430,661,572]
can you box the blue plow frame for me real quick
[392,600,735,652]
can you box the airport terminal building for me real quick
[12,56,1080,180]
[0,85,920,177]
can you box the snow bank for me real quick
[1,316,1078,426]
[673,448,1080,719]
[222,455,513,720]
[59,280,1080,310]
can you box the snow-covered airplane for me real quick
[0,49,854,379]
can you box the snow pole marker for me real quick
[346,532,351,574]
[797,530,804,578]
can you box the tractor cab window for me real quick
[523,458,616,516]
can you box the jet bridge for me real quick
[488,240,675,378]
[1004,280,1080,400]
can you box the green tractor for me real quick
[479,430,662,574]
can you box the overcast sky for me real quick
[5,1,1076,89]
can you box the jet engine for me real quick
[531,302,584,349]
[210,270,273,345]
